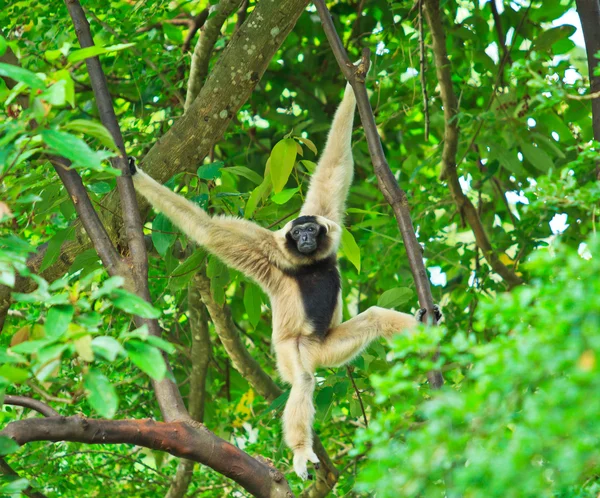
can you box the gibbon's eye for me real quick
[293,230,299,236]
[308,227,314,232]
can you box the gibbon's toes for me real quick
[293,454,309,481]
[294,449,319,480]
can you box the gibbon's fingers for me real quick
[293,447,320,481]
[301,306,418,370]
[415,304,443,324]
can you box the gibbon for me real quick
[130,82,440,480]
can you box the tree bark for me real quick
[575,0,600,179]
[1,417,292,498]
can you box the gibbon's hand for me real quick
[415,304,443,324]
[127,156,137,176]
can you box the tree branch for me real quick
[575,0,600,179]
[185,0,242,111]
[313,0,444,388]
[50,157,127,280]
[1,417,292,498]
[64,0,187,421]
[3,395,59,417]
[422,0,523,289]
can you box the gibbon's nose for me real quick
[301,234,308,242]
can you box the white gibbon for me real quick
[130,82,440,480]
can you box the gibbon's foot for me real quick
[127,156,137,176]
[293,448,320,481]
[415,304,443,324]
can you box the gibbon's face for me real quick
[285,216,327,256]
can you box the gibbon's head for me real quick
[282,215,341,262]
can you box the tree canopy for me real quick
[0,0,599,497]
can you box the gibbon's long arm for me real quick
[300,83,356,225]
[132,170,280,289]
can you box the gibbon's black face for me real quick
[286,216,326,256]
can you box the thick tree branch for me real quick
[185,0,243,111]
[575,0,600,179]
[3,395,59,417]
[183,9,211,54]
[64,0,187,421]
[313,0,444,388]
[422,0,523,289]
[1,417,292,498]
[0,0,311,326]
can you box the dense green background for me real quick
[1,0,599,496]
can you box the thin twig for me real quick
[346,366,368,428]
[418,0,430,141]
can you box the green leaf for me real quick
[169,249,205,291]
[244,283,263,328]
[40,80,67,106]
[225,166,264,184]
[125,340,167,380]
[520,142,554,172]
[84,369,118,418]
[300,160,317,173]
[377,287,413,309]
[271,187,298,205]
[111,289,161,319]
[0,365,30,383]
[487,141,526,176]
[90,276,125,299]
[531,132,566,159]
[0,62,45,89]
[52,69,75,107]
[0,478,30,495]
[145,336,176,354]
[152,213,177,257]
[40,227,75,273]
[245,174,272,219]
[270,138,297,193]
[45,305,74,339]
[163,23,184,44]
[91,336,124,362]
[41,129,113,171]
[63,119,119,151]
[533,25,576,52]
[197,161,224,180]
[0,35,7,57]
[0,436,19,456]
[341,228,361,273]
[296,136,318,155]
[67,43,135,63]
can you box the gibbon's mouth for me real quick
[298,243,317,254]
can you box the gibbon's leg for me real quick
[300,83,356,225]
[275,339,320,480]
[302,307,420,370]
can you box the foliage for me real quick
[0,0,598,496]
[355,235,600,497]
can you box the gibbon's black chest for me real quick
[285,256,341,339]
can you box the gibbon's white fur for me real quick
[131,83,433,480]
